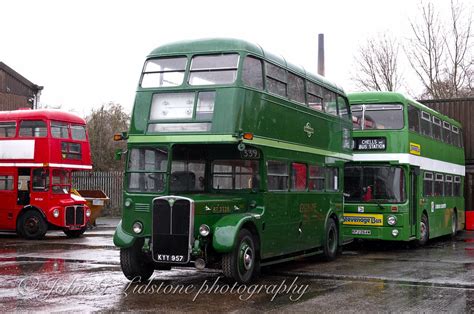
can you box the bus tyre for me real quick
[63,227,87,238]
[120,238,154,281]
[323,218,338,261]
[417,214,429,246]
[222,229,257,283]
[18,210,47,240]
[451,212,458,237]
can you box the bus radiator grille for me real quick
[65,206,85,226]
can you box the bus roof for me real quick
[348,91,462,128]
[148,38,345,95]
[0,109,86,124]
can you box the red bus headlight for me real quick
[85,208,91,218]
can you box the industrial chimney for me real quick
[318,34,325,76]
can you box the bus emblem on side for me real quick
[410,142,421,155]
[304,123,314,138]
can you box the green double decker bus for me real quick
[343,92,465,245]
[113,38,352,283]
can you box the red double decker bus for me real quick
[0,109,92,239]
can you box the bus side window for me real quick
[444,175,453,197]
[0,175,14,190]
[453,176,461,196]
[423,172,433,196]
[309,165,325,191]
[408,105,420,133]
[242,56,263,90]
[323,89,338,116]
[287,73,305,104]
[306,81,324,112]
[0,122,16,138]
[32,168,49,192]
[290,163,307,191]
[265,62,287,97]
[337,96,350,121]
[420,111,432,138]
[434,173,444,196]
[267,161,288,191]
[326,167,338,191]
[19,120,47,138]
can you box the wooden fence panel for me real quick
[72,171,123,216]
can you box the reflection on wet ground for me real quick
[0,222,473,312]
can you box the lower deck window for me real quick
[212,160,259,190]
[0,175,14,190]
[267,161,288,191]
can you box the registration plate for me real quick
[155,254,185,262]
[352,229,371,235]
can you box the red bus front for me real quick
[0,109,93,239]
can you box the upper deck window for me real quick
[324,89,338,116]
[141,57,187,88]
[19,120,47,138]
[265,62,287,97]
[432,116,442,140]
[51,121,69,139]
[287,73,305,104]
[71,124,87,141]
[442,121,451,144]
[351,104,403,130]
[0,122,16,138]
[306,82,323,111]
[408,105,420,133]
[420,111,431,137]
[189,54,239,85]
[242,56,263,90]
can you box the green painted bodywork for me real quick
[343,92,465,242]
[114,38,351,265]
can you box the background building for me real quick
[0,62,43,111]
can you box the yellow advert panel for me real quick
[343,213,383,226]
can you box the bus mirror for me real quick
[115,149,123,160]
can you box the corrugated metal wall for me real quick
[421,98,474,212]
[0,93,31,110]
[72,171,123,216]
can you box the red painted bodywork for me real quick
[0,109,92,233]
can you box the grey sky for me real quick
[2,0,469,117]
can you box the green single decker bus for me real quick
[343,92,465,245]
[113,38,353,283]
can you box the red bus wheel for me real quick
[18,210,47,240]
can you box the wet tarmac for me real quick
[1,218,473,312]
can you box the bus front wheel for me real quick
[322,217,338,261]
[417,214,429,246]
[120,238,154,281]
[63,227,87,238]
[222,229,258,283]
[18,210,48,240]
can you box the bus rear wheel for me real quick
[18,210,47,240]
[63,227,87,238]
[322,217,339,261]
[222,229,258,283]
[120,238,154,281]
[451,211,458,237]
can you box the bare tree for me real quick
[352,33,402,92]
[86,103,129,171]
[407,0,473,99]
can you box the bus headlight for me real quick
[133,221,143,234]
[199,224,210,237]
[392,229,399,237]
[85,208,91,218]
[53,208,60,218]
[124,199,132,208]
[387,216,397,226]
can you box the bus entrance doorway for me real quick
[410,167,420,237]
